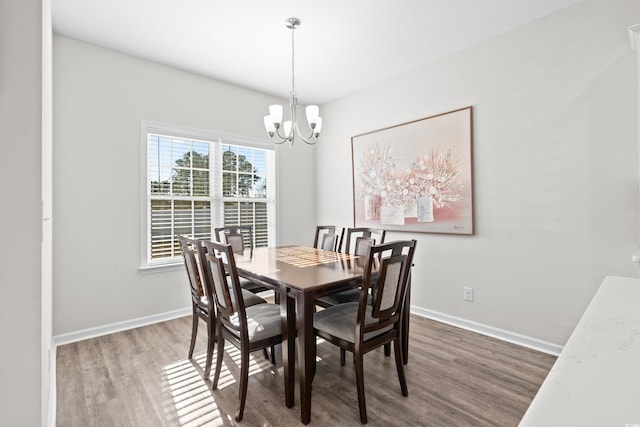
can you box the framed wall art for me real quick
[351,106,474,235]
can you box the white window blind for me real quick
[141,122,276,269]
[221,144,271,247]
[148,134,212,262]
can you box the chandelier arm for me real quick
[293,118,318,144]
[294,128,318,145]
[270,130,290,144]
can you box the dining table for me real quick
[233,245,369,424]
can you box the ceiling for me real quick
[52,0,583,105]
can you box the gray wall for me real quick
[316,0,640,345]
[53,36,316,334]
[0,0,46,425]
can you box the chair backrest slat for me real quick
[313,225,335,248]
[178,235,208,301]
[215,225,254,255]
[207,251,234,312]
[313,225,345,252]
[354,236,374,256]
[320,233,338,251]
[373,254,406,315]
[226,234,245,254]
[344,227,386,255]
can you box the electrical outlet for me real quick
[463,287,474,302]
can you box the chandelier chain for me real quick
[290,24,296,98]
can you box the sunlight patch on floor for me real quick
[163,343,275,425]
[163,357,224,427]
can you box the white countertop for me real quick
[519,275,640,426]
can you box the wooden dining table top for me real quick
[233,245,368,292]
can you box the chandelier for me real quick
[263,17,322,146]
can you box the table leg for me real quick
[296,292,315,425]
[402,275,411,365]
[281,286,296,408]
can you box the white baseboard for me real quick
[53,307,191,347]
[51,304,563,355]
[410,306,563,356]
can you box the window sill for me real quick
[138,262,183,275]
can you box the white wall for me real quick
[316,0,640,345]
[42,1,54,424]
[0,0,44,425]
[53,35,315,334]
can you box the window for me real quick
[140,122,276,269]
[221,144,271,247]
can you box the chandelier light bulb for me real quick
[263,116,276,136]
[305,105,319,126]
[268,104,283,126]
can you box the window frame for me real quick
[139,120,277,272]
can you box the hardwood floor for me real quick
[56,314,556,426]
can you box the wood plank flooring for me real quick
[56,314,556,426]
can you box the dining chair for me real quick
[313,240,416,424]
[202,240,283,422]
[178,235,267,379]
[313,225,344,252]
[178,235,216,379]
[315,227,386,309]
[214,225,272,295]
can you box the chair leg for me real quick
[394,338,408,397]
[204,319,215,378]
[384,343,391,357]
[211,334,225,390]
[354,352,367,424]
[236,345,250,422]
[188,310,198,359]
[312,337,317,382]
[261,346,277,364]
[402,289,411,365]
[340,348,346,366]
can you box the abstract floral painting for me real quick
[351,106,473,235]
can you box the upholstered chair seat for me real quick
[228,303,282,342]
[314,302,391,343]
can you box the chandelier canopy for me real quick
[263,17,322,146]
